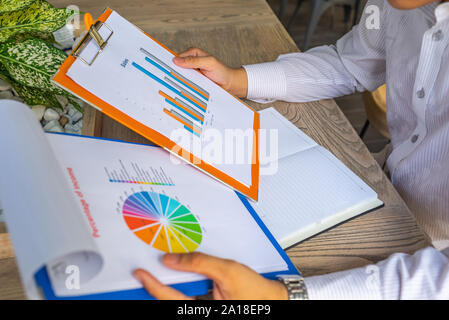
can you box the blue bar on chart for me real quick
[132,47,213,138]
[163,76,207,113]
[140,47,210,102]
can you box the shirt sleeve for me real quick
[303,247,449,300]
[243,0,388,103]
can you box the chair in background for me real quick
[360,84,389,140]
[360,85,391,169]
[278,0,362,50]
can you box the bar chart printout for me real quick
[132,48,210,138]
[60,10,258,199]
[105,159,175,186]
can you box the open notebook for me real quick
[0,101,295,299]
[255,108,383,249]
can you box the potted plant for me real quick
[0,0,85,133]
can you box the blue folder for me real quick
[34,133,299,300]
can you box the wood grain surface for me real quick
[0,233,14,260]
[0,259,25,300]
[0,222,6,234]
[0,0,429,299]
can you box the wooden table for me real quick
[0,0,430,299]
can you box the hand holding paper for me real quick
[134,252,288,300]
[173,47,249,98]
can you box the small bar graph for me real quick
[140,48,210,101]
[105,160,175,186]
[175,97,204,120]
[159,90,204,124]
[169,71,209,101]
[163,108,201,137]
[163,76,207,113]
[133,48,211,138]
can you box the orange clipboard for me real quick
[52,8,259,201]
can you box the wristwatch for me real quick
[276,275,309,300]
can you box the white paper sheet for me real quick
[0,101,101,299]
[65,11,255,187]
[45,133,286,297]
[259,108,316,161]
[253,108,382,248]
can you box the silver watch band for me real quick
[277,275,309,300]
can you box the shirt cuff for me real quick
[242,62,287,102]
[304,266,382,300]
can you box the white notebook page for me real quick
[0,101,101,299]
[253,108,382,248]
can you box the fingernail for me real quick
[173,57,183,62]
[164,253,181,265]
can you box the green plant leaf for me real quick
[0,60,11,80]
[0,40,82,112]
[11,81,62,109]
[0,38,67,94]
[0,0,77,42]
[0,62,62,109]
[0,64,62,109]
[6,29,56,44]
[0,0,36,14]
[68,97,84,113]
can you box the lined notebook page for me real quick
[259,108,316,160]
[253,108,381,248]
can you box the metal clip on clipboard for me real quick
[73,20,114,66]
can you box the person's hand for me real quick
[173,48,248,98]
[133,252,288,300]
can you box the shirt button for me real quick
[432,29,443,41]
[411,134,419,143]
[416,88,425,99]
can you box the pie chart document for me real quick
[43,133,287,297]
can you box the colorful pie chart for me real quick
[122,191,202,253]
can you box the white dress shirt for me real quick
[243,0,449,299]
